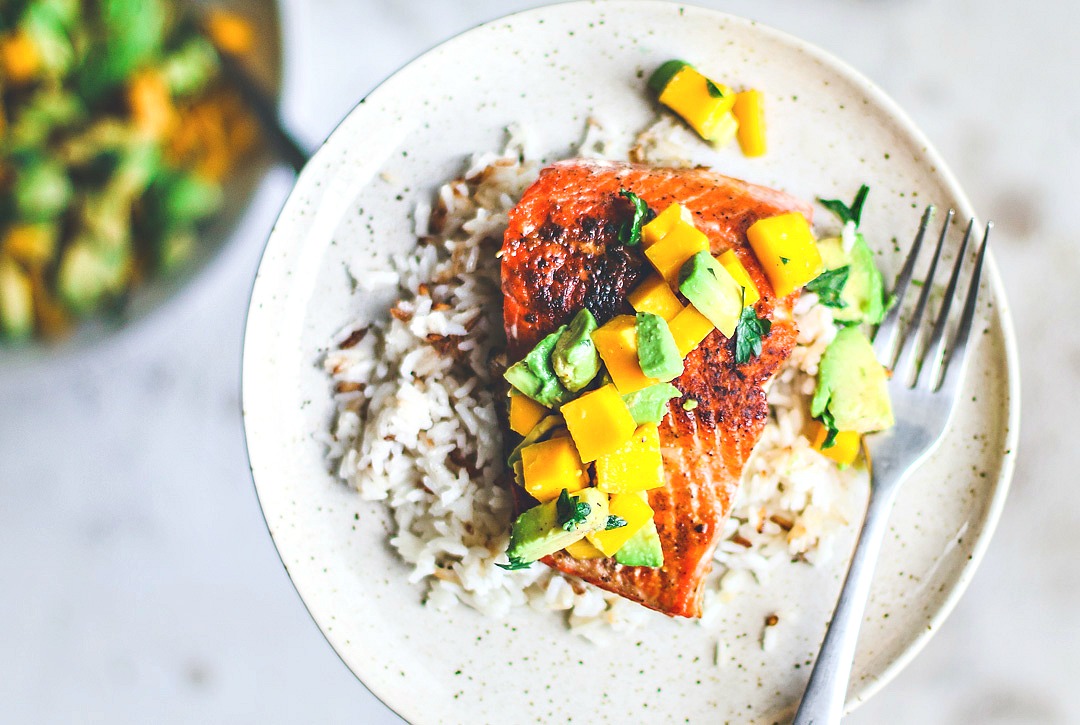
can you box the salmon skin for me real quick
[501,159,809,618]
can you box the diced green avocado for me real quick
[56,238,129,315]
[14,157,73,223]
[504,326,572,407]
[621,382,682,425]
[678,251,744,338]
[811,327,894,433]
[817,235,886,325]
[507,488,610,564]
[615,519,664,568]
[648,59,690,94]
[636,312,683,382]
[507,414,563,467]
[552,308,601,392]
[0,258,35,342]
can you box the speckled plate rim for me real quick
[240,1,1021,720]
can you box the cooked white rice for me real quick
[323,121,867,644]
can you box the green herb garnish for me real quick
[556,488,592,532]
[496,557,532,571]
[818,184,870,227]
[818,407,840,450]
[706,78,725,98]
[734,291,772,365]
[805,265,850,309]
[605,515,628,531]
[617,189,656,246]
[780,256,790,265]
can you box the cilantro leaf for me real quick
[819,407,839,450]
[734,293,772,365]
[605,515,628,531]
[706,79,725,98]
[556,488,592,531]
[805,266,850,309]
[496,557,532,571]
[617,189,656,246]
[818,184,870,227]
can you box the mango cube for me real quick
[717,250,760,307]
[591,315,658,394]
[595,424,665,495]
[586,491,656,557]
[746,212,822,298]
[667,304,715,357]
[520,437,588,502]
[641,202,692,247]
[560,384,638,463]
[733,89,766,157]
[811,422,862,467]
[628,274,684,322]
[708,111,739,147]
[509,391,549,436]
[645,221,710,286]
[565,537,606,560]
[658,66,737,141]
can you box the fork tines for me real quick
[872,206,992,393]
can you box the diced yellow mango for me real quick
[587,491,655,556]
[746,212,822,298]
[3,224,57,266]
[520,437,588,502]
[509,391,549,436]
[811,422,862,467]
[717,250,760,307]
[565,537,606,560]
[595,424,665,495]
[668,304,715,356]
[0,31,40,85]
[591,315,658,394]
[708,111,739,147]
[645,221,710,286]
[658,66,737,141]
[641,202,692,248]
[560,384,638,463]
[628,274,684,322]
[733,90,766,157]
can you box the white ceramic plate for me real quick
[242,3,1019,722]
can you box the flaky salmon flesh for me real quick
[501,159,812,618]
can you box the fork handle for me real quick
[792,477,901,724]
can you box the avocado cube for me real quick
[504,325,572,407]
[614,518,664,568]
[506,488,610,564]
[552,308,601,392]
[621,382,681,425]
[678,251,744,338]
[811,327,894,433]
[635,312,683,382]
[816,235,886,325]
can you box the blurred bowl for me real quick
[2,0,284,368]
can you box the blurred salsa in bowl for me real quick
[0,0,282,354]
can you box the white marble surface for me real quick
[1,0,1073,722]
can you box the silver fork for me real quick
[792,207,992,725]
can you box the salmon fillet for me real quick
[501,159,810,618]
